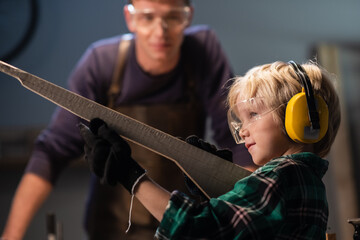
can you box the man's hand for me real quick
[78,118,146,193]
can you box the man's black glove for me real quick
[78,118,145,193]
[184,135,233,198]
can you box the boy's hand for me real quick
[184,135,233,199]
[185,135,233,162]
[79,118,146,193]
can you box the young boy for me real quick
[81,61,341,239]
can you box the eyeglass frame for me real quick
[227,97,286,144]
[126,4,192,31]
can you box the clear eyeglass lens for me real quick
[127,4,190,30]
[227,98,282,144]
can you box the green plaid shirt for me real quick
[155,152,329,239]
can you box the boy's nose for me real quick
[239,127,250,140]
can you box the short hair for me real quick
[227,61,341,157]
[127,0,191,6]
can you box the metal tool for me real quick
[46,212,63,240]
[348,218,360,240]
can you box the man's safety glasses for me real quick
[227,98,285,144]
[127,4,191,31]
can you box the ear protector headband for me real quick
[285,61,329,143]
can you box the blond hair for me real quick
[227,61,341,157]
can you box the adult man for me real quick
[1,0,254,239]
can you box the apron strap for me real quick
[107,34,132,109]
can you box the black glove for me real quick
[183,135,233,198]
[78,118,145,193]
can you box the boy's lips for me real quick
[245,143,255,150]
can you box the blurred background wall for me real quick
[0,0,359,239]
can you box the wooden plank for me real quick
[317,44,359,240]
[0,60,251,198]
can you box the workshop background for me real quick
[0,0,359,239]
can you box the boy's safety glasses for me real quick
[127,4,191,31]
[227,97,284,144]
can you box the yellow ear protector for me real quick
[285,61,329,143]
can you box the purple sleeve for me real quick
[25,38,119,184]
[189,26,255,169]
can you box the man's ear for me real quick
[124,5,135,32]
[185,6,194,28]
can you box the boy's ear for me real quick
[124,5,136,32]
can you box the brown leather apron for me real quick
[85,38,205,240]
